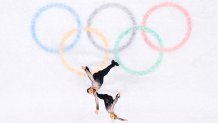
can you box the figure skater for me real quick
[96,92,127,121]
[82,60,119,114]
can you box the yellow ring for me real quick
[59,27,110,77]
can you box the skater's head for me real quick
[109,112,117,120]
[87,87,96,94]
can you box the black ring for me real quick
[87,3,137,52]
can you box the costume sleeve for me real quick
[111,93,120,110]
[94,92,99,110]
[116,117,127,121]
[84,66,95,86]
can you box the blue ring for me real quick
[31,3,82,53]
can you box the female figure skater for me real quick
[97,92,127,121]
[82,60,119,114]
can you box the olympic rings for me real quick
[141,2,192,52]
[31,2,192,76]
[87,3,137,53]
[31,3,82,53]
[59,27,110,77]
[113,26,164,75]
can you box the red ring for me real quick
[141,2,192,52]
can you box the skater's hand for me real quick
[81,66,85,70]
[117,117,128,122]
[95,110,99,115]
[116,92,121,98]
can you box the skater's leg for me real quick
[93,60,118,80]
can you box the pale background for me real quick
[0,0,218,123]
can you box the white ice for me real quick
[0,0,218,123]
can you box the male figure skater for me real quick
[97,92,127,121]
[82,60,119,114]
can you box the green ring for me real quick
[113,26,164,75]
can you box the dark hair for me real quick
[87,87,91,93]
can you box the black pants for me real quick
[93,63,115,85]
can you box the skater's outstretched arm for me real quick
[94,92,99,114]
[116,117,127,121]
[111,93,120,110]
[82,66,95,86]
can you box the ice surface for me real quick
[0,0,218,123]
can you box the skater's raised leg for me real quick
[93,60,119,83]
